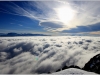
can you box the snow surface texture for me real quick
[53,68,98,75]
[0,36,100,74]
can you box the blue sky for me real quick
[0,1,100,35]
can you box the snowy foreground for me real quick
[53,68,98,75]
[0,36,100,74]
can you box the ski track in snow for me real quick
[0,36,100,74]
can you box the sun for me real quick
[56,6,75,24]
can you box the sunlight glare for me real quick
[56,6,75,24]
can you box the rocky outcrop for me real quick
[55,53,100,74]
[56,65,81,72]
[83,54,100,74]
[52,54,100,74]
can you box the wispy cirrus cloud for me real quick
[1,1,100,33]
[19,24,23,26]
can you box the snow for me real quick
[53,68,98,75]
[0,36,100,74]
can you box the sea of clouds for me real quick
[0,36,100,74]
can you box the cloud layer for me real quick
[0,36,100,74]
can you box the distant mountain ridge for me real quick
[0,32,50,36]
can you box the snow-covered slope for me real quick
[0,36,100,74]
[53,68,98,75]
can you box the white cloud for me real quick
[19,24,23,26]
[13,47,22,53]
[2,1,100,32]
[0,36,100,73]
[0,52,9,61]
[53,68,98,74]
[1,1,100,32]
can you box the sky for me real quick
[0,1,100,36]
